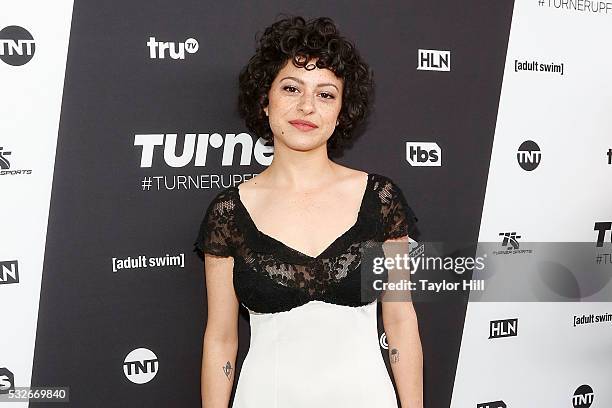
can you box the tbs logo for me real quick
[406,142,441,166]
[147,36,199,59]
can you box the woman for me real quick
[195,15,423,408]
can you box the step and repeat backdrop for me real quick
[1,0,610,407]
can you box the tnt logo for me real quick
[572,384,594,408]
[123,348,159,384]
[134,133,273,167]
[499,232,521,250]
[406,142,441,167]
[517,140,541,171]
[0,367,15,394]
[594,222,611,247]
[0,26,35,66]
[0,260,19,285]
[146,36,198,59]
[477,402,506,408]
[417,49,450,71]
[489,318,518,339]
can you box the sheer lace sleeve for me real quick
[193,189,235,260]
[379,176,419,241]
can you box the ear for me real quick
[264,106,268,116]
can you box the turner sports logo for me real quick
[406,142,441,167]
[0,260,19,285]
[493,232,533,255]
[123,348,158,384]
[489,318,518,339]
[573,384,594,408]
[147,36,198,59]
[417,49,450,71]
[0,26,35,66]
[134,133,273,167]
[0,147,33,176]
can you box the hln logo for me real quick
[417,49,450,71]
[134,133,273,167]
[405,142,441,166]
[489,318,518,339]
[123,348,159,384]
[146,36,199,59]
[477,401,506,408]
[0,260,19,284]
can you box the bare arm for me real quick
[201,253,240,408]
[381,236,424,408]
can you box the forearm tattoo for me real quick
[222,361,233,381]
[390,348,400,364]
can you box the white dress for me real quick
[233,300,398,408]
[194,173,418,407]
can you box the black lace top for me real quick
[194,173,419,314]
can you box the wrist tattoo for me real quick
[390,348,400,363]
[222,361,233,381]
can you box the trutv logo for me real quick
[147,36,198,59]
[0,261,19,285]
[0,26,35,66]
[134,133,273,167]
[406,142,441,166]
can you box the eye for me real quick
[320,92,335,99]
[283,85,298,93]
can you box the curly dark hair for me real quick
[238,15,375,156]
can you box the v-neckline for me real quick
[233,173,372,261]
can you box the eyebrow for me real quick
[279,76,340,91]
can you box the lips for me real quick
[289,119,318,131]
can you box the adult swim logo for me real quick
[147,36,198,59]
[0,26,35,66]
[379,332,388,349]
[517,140,541,171]
[0,147,32,176]
[572,384,594,408]
[476,402,506,408]
[0,367,14,394]
[417,49,450,71]
[123,348,159,384]
[489,318,518,339]
[406,142,441,166]
[0,260,19,285]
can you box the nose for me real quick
[297,92,315,114]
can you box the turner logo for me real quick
[147,36,198,59]
[406,142,441,167]
[0,260,19,285]
[572,384,594,408]
[489,318,518,339]
[477,402,506,408]
[517,140,541,171]
[134,133,273,167]
[123,348,158,384]
[0,26,35,66]
[0,367,14,394]
[417,49,450,71]
[594,221,611,247]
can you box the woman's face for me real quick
[263,57,343,151]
